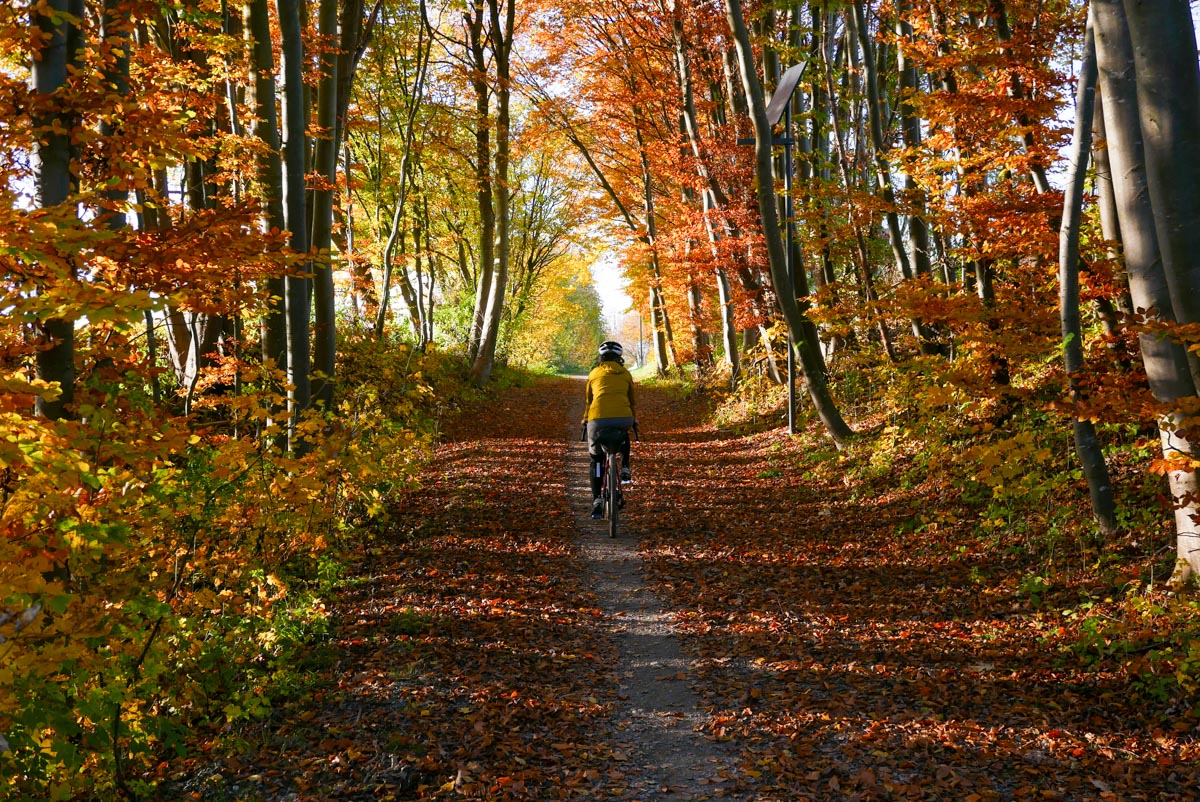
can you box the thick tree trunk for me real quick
[32,0,81,419]
[1109,0,1200,581]
[470,0,514,387]
[726,0,853,446]
[652,284,672,376]
[686,273,712,370]
[1059,17,1117,535]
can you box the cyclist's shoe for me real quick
[591,497,604,519]
[620,467,631,483]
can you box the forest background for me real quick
[5,0,1200,797]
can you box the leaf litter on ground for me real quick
[161,375,1199,801]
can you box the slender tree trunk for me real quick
[671,2,738,380]
[278,0,311,434]
[634,115,676,374]
[1059,17,1117,535]
[822,25,898,363]
[465,2,494,365]
[852,3,910,281]
[853,2,942,357]
[247,0,288,374]
[716,266,739,385]
[311,0,339,408]
[929,1,995,306]
[988,0,1053,194]
[726,0,853,446]
[1089,93,1132,337]
[894,3,932,279]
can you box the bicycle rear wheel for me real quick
[607,452,620,538]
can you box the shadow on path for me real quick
[564,388,749,799]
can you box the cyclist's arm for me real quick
[582,377,594,424]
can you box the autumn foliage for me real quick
[6,0,1200,797]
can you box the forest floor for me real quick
[177,375,1200,801]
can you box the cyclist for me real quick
[583,341,637,519]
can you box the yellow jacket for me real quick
[584,361,636,421]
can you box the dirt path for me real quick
[564,391,747,800]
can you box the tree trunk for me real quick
[853,2,941,357]
[1089,93,1132,339]
[671,2,738,380]
[852,3,910,281]
[988,0,1053,194]
[311,0,339,408]
[465,2,494,365]
[1109,0,1200,581]
[277,0,311,435]
[1059,16,1117,535]
[470,0,514,387]
[633,115,677,374]
[894,4,932,280]
[716,267,739,386]
[822,23,898,363]
[32,0,81,419]
[247,0,288,374]
[726,0,853,446]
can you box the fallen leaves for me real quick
[155,376,1200,800]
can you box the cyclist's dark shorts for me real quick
[587,417,634,458]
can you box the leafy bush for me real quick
[0,330,446,798]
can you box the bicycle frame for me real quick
[599,448,622,538]
[582,424,637,538]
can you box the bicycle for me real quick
[582,423,638,538]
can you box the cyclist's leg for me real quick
[588,422,604,497]
[585,421,605,516]
[589,454,603,498]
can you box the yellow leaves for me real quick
[0,372,60,401]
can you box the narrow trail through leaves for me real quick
[563,390,746,800]
[186,375,1198,800]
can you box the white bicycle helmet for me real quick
[598,341,624,359]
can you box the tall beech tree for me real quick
[31,0,82,420]
[278,0,311,431]
[1117,0,1200,581]
[312,0,341,407]
[1058,15,1116,536]
[468,0,515,386]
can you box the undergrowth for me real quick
[0,331,482,800]
[705,337,1200,716]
